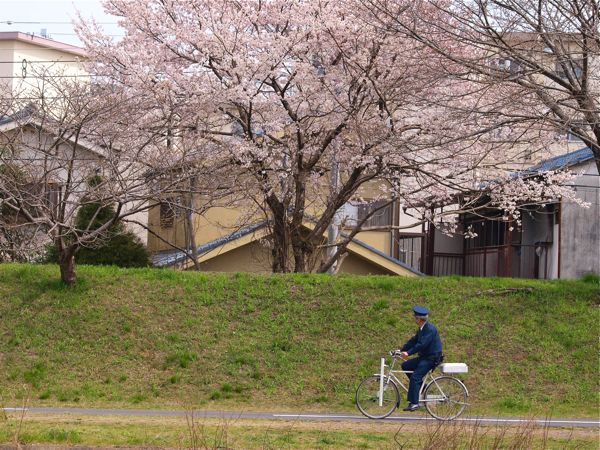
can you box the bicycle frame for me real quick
[378,356,459,404]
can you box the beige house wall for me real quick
[0,32,87,96]
[0,39,16,91]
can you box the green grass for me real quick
[0,263,598,418]
[1,416,597,449]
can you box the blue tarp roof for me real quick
[518,147,594,176]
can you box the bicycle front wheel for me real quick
[355,375,400,419]
[424,376,468,420]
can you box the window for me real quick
[159,197,182,228]
[490,58,522,76]
[567,122,587,142]
[357,200,393,228]
[555,58,583,81]
[465,219,514,249]
[21,182,61,216]
[44,183,60,212]
[337,203,358,227]
[567,129,584,142]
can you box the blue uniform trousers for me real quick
[401,356,437,405]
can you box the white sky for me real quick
[0,0,122,46]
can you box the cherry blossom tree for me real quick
[361,0,600,173]
[0,66,224,284]
[77,0,584,273]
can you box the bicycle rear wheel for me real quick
[424,376,468,420]
[355,375,400,419]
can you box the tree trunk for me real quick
[292,241,306,273]
[267,195,290,273]
[58,245,78,286]
[291,231,316,273]
[271,223,288,272]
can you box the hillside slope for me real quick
[0,264,598,417]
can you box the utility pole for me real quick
[327,148,340,273]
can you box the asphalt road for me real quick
[3,407,599,429]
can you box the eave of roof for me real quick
[0,113,106,158]
[346,238,423,276]
[0,32,87,58]
[517,147,593,176]
[152,221,268,267]
[152,220,422,276]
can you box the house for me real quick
[148,190,423,276]
[0,31,87,94]
[425,147,599,279]
[146,145,598,279]
[0,33,149,247]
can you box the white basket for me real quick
[440,363,468,374]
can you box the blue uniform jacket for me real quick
[401,321,442,358]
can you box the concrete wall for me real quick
[560,160,600,278]
[520,206,557,279]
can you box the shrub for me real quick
[45,200,150,268]
[580,272,600,285]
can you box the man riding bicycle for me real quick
[392,305,443,412]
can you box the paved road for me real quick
[3,407,599,429]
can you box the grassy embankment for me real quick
[0,263,598,421]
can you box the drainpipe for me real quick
[426,210,435,275]
[392,200,400,258]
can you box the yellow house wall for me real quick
[147,199,258,253]
[354,179,389,198]
[197,239,401,276]
[198,241,272,273]
[338,253,394,275]
[147,200,190,252]
[354,231,391,254]
[196,206,251,244]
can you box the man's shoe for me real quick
[402,403,420,412]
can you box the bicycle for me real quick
[355,353,469,420]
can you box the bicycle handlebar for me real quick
[388,350,407,360]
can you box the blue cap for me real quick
[413,305,429,317]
